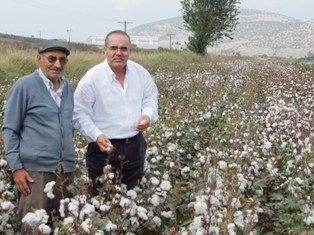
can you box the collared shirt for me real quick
[38,68,64,107]
[73,59,158,142]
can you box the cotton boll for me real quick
[44,181,56,199]
[218,160,227,170]
[105,220,117,232]
[150,194,160,207]
[160,180,171,191]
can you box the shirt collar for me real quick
[104,59,128,82]
[37,68,65,90]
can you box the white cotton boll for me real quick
[161,210,173,218]
[108,172,115,179]
[160,180,171,191]
[233,210,244,228]
[68,201,79,217]
[195,229,206,235]
[194,142,200,150]
[181,166,190,175]
[209,226,220,234]
[1,201,15,210]
[194,201,208,215]
[167,143,177,152]
[189,216,203,233]
[0,159,7,167]
[81,218,91,233]
[137,206,148,220]
[38,224,51,234]
[228,223,235,230]
[100,204,111,212]
[210,196,220,207]
[120,198,131,208]
[169,162,175,168]
[228,229,237,235]
[150,177,160,186]
[218,160,227,170]
[152,216,162,227]
[59,200,66,217]
[95,230,105,235]
[304,216,314,225]
[198,155,206,164]
[126,204,138,217]
[22,209,49,226]
[63,216,74,225]
[203,111,211,119]
[80,203,95,220]
[150,194,160,207]
[231,198,242,209]
[90,197,101,208]
[105,220,117,232]
[216,178,224,189]
[127,189,137,199]
[44,181,56,199]
[163,172,170,180]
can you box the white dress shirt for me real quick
[73,59,158,142]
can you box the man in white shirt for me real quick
[73,30,159,195]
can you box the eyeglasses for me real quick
[40,54,68,65]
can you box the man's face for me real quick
[37,50,68,82]
[104,33,130,72]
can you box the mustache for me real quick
[113,56,124,60]
[50,67,63,71]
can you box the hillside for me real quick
[128,9,314,58]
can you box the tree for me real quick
[180,0,240,55]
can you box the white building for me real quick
[130,35,159,49]
[86,35,159,49]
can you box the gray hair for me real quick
[104,30,131,47]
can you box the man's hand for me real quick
[96,134,114,153]
[13,169,34,196]
[135,115,150,132]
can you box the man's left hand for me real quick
[135,115,150,132]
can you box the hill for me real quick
[128,9,314,58]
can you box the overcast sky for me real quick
[0,0,313,43]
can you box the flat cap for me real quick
[38,39,70,55]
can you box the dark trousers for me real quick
[87,132,147,196]
[18,171,72,234]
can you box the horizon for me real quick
[0,0,313,43]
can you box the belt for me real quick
[110,133,139,144]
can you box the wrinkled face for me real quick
[37,50,68,82]
[104,33,131,72]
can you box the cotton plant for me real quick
[0,158,17,232]
[0,60,313,234]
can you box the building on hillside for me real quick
[130,35,159,49]
[86,35,159,49]
[86,35,105,46]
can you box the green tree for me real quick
[180,0,240,55]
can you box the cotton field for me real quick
[0,59,313,234]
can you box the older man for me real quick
[2,39,75,234]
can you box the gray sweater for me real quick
[2,71,75,173]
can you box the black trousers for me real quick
[86,132,147,196]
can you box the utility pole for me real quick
[66,29,72,43]
[119,21,132,33]
[169,33,174,50]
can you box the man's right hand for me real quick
[13,169,34,196]
[96,134,114,153]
